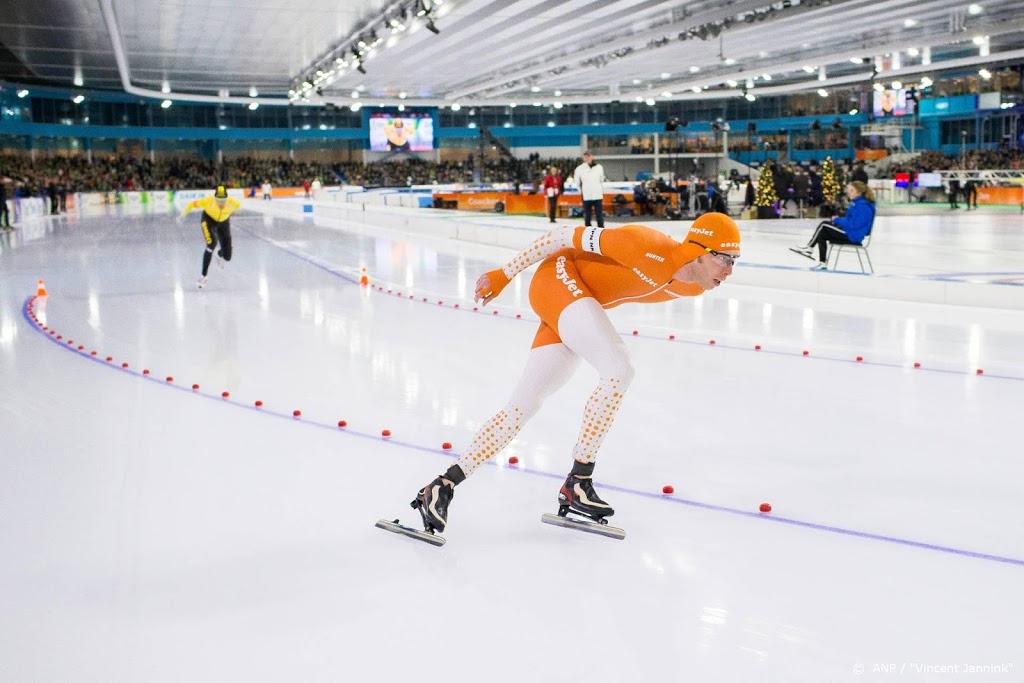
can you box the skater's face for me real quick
[688,240,737,290]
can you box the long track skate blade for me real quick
[541,513,625,540]
[375,519,446,547]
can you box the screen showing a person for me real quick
[873,89,910,117]
[369,113,434,151]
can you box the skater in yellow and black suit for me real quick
[180,185,241,288]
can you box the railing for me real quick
[937,169,1024,184]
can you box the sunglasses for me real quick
[688,240,738,267]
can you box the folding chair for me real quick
[827,232,873,273]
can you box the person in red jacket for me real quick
[542,166,563,223]
[410,212,741,538]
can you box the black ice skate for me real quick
[542,461,625,540]
[559,474,615,520]
[376,465,466,547]
[411,475,455,534]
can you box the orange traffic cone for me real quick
[36,279,48,297]
[359,267,369,286]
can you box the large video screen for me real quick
[873,88,911,117]
[368,112,434,152]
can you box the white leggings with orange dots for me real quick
[455,298,635,477]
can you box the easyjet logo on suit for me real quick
[555,256,584,297]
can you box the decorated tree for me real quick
[754,164,778,218]
[821,156,842,205]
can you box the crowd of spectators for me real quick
[3,147,1022,201]
[874,148,1024,178]
[0,154,341,196]
[0,153,578,197]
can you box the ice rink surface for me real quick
[1,200,1023,682]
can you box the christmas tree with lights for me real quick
[755,164,779,218]
[821,156,842,206]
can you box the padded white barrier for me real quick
[244,198,1022,310]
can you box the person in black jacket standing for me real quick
[0,178,11,229]
[963,180,978,210]
[851,163,869,184]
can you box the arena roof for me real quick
[1,0,1023,108]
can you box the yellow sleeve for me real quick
[181,198,201,215]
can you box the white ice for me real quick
[1,200,1022,682]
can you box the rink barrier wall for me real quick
[243,196,1024,311]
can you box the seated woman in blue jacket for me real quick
[791,181,875,269]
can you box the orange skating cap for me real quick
[681,212,741,261]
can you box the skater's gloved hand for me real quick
[474,268,510,306]
[175,212,186,225]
